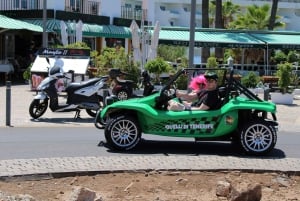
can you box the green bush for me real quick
[145,57,172,84]
[276,62,293,93]
[23,63,32,81]
[207,56,218,68]
[241,71,260,88]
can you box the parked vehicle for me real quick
[94,69,156,129]
[29,57,109,119]
[109,68,156,100]
[97,68,279,156]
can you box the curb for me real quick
[1,156,300,178]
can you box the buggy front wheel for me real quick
[105,115,141,151]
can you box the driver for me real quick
[168,72,220,111]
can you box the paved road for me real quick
[0,84,300,178]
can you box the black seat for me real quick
[215,87,227,109]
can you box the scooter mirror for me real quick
[46,57,50,64]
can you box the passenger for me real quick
[168,72,220,111]
[176,74,207,106]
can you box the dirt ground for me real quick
[0,171,299,201]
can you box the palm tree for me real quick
[222,1,240,28]
[209,1,240,28]
[229,4,285,65]
[231,4,284,30]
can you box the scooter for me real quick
[29,57,109,119]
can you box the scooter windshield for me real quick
[49,66,60,75]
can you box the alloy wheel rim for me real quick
[111,119,138,147]
[244,124,272,152]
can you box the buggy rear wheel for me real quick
[239,120,277,155]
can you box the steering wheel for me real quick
[155,83,177,110]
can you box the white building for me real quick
[114,0,300,30]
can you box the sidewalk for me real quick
[0,84,94,128]
[0,83,300,178]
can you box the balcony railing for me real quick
[121,6,147,20]
[0,0,44,10]
[65,0,100,15]
[0,0,100,15]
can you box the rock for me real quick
[0,192,36,201]
[272,175,291,187]
[216,180,232,197]
[229,183,262,201]
[67,186,97,201]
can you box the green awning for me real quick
[251,32,300,49]
[0,14,42,32]
[107,25,131,38]
[65,21,111,37]
[23,19,60,32]
[24,19,130,38]
[156,28,265,48]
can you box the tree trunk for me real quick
[215,0,223,63]
[201,0,210,64]
[269,0,278,30]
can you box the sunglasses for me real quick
[207,79,217,83]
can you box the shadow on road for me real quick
[103,139,286,159]
[30,117,94,125]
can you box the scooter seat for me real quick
[117,79,134,84]
[66,77,101,94]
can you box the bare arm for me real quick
[176,91,198,102]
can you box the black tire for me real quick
[239,120,277,155]
[87,96,104,118]
[105,115,141,151]
[86,109,97,117]
[29,99,48,119]
[116,90,129,100]
[94,109,106,129]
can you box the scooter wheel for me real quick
[116,90,130,100]
[29,99,48,119]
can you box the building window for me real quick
[160,6,166,11]
[135,5,141,10]
[70,0,81,12]
[125,3,131,8]
[14,0,37,9]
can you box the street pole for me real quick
[188,0,196,68]
[42,0,48,48]
[141,9,146,73]
[187,0,196,90]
